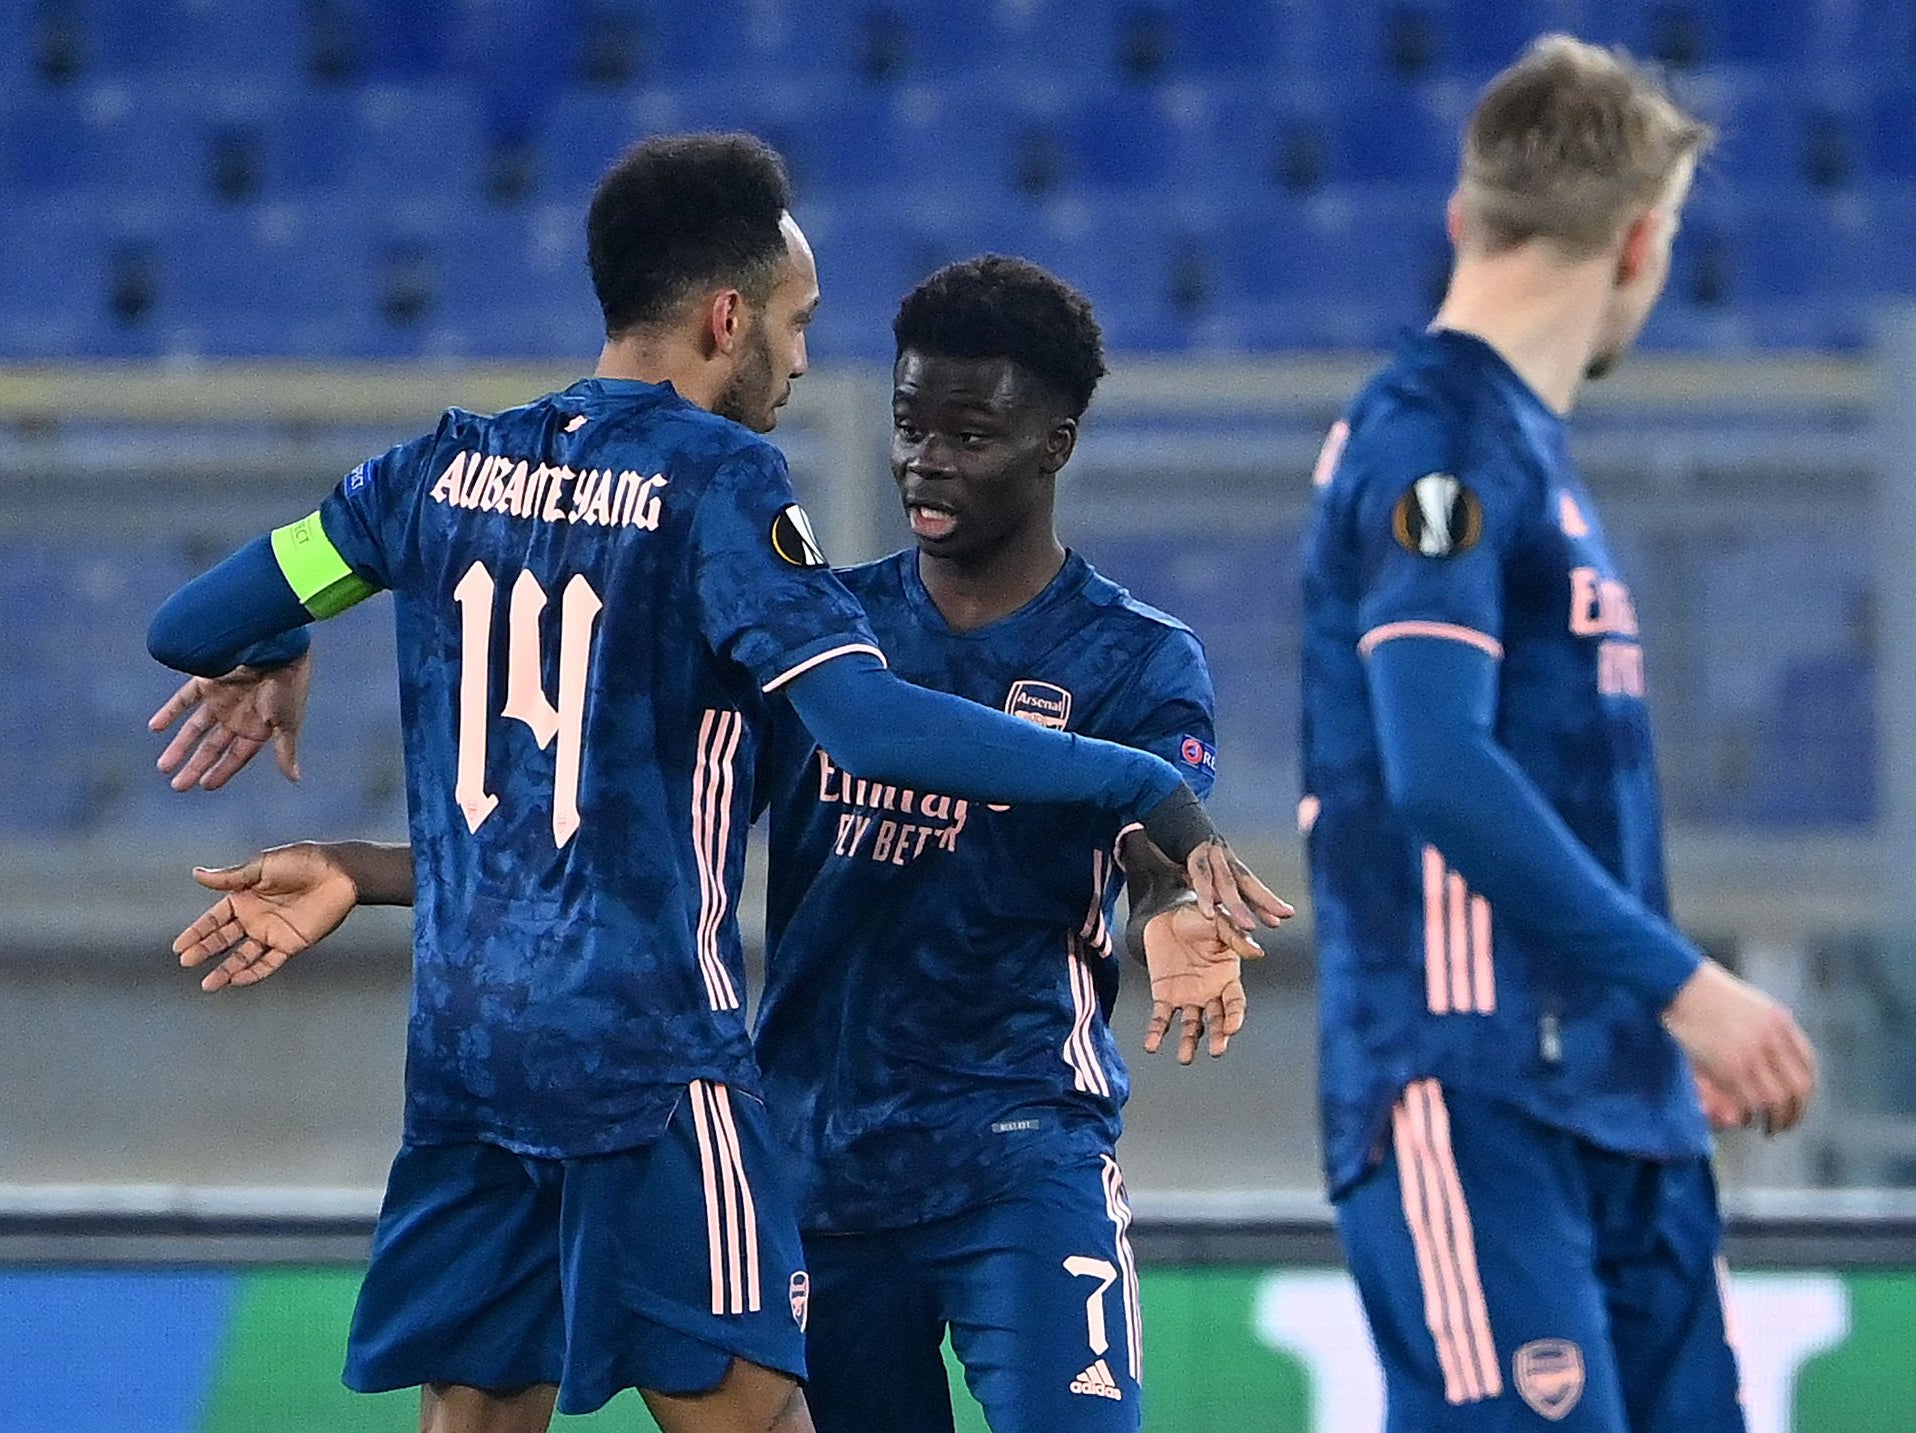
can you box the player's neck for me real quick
[1433,254,1612,417]
[593,336,729,414]
[916,526,1068,634]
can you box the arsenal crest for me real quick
[789,1271,810,1331]
[1514,1338,1584,1421]
[1005,680,1072,729]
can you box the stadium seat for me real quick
[78,0,309,81]
[1694,71,1866,191]
[1696,188,1870,349]
[1865,85,1916,181]
[431,205,602,358]
[351,84,489,201]
[0,202,111,357]
[1209,187,1452,348]
[1328,83,1465,183]
[155,202,373,357]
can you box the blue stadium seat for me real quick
[1329,83,1464,183]
[1204,82,1460,194]
[0,92,112,193]
[157,203,373,357]
[1694,72,1866,190]
[431,205,602,358]
[0,5,35,88]
[335,0,465,81]
[1869,186,1916,295]
[1051,87,1216,192]
[1652,187,1869,350]
[534,90,657,202]
[1295,0,1524,84]
[1865,85,1916,181]
[79,0,308,81]
[350,84,488,200]
[1584,0,1902,69]
[1209,188,1452,348]
[0,202,109,357]
[1050,0,1292,82]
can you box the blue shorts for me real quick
[343,1081,808,1416]
[1335,1080,1743,1432]
[803,1150,1142,1433]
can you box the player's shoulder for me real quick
[1338,332,1540,493]
[1075,562,1205,659]
[831,549,912,604]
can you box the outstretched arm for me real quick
[783,652,1288,934]
[175,841,413,991]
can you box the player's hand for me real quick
[174,843,358,991]
[1694,1070,1747,1132]
[149,652,313,791]
[1141,901,1266,1063]
[1184,837,1294,937]
[1663,960,1818,1135]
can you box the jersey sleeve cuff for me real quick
[1358,620,1504,661]
[761,641,887,693]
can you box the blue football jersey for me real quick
[1301,330,1708,1198]
[313,377,882,1157]
[753,551,1216,1233]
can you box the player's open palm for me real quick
[149,652,313,791]
[174,843,358,992]
[1141,902,1266,1064]
[1663,960,1818,1134]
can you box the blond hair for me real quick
[1457,34,1712,258]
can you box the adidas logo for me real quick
[1069,1358,1123,1401]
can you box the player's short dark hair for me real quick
[892,255,1107,418]
[587,132,793,337]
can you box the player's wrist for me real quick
[1138,782,1217,864]
[324,840,414,906]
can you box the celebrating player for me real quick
[1301,37,1817,1432]
[144,137,1283,1433]
[160,256,1276,1433]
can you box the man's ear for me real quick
[1041,416,1079,476]
[1616,208,1659,288]
[705,288,747,356]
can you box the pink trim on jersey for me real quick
[689,1080,761,1317]
[1423,848,1448,1014]
[1393,1080,1503,1405]
[1080,849,1114,959]
[1100,1154,1144,1381]
[1446,872,1470,1014]
[1063,945,1112,1098]
[687,1081,727,1315]
[691,711,744,1011]
[1298,795,1321,835]
[710,1084,762,1313]
[1469,895,1494,1014]
[1358,621,1504,661]
[761,642,887,692]
[1312,420,1350,488]
[1422,847,1495,1016]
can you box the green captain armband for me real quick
[270,511,377,619]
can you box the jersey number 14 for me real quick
[451,561,603,848]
